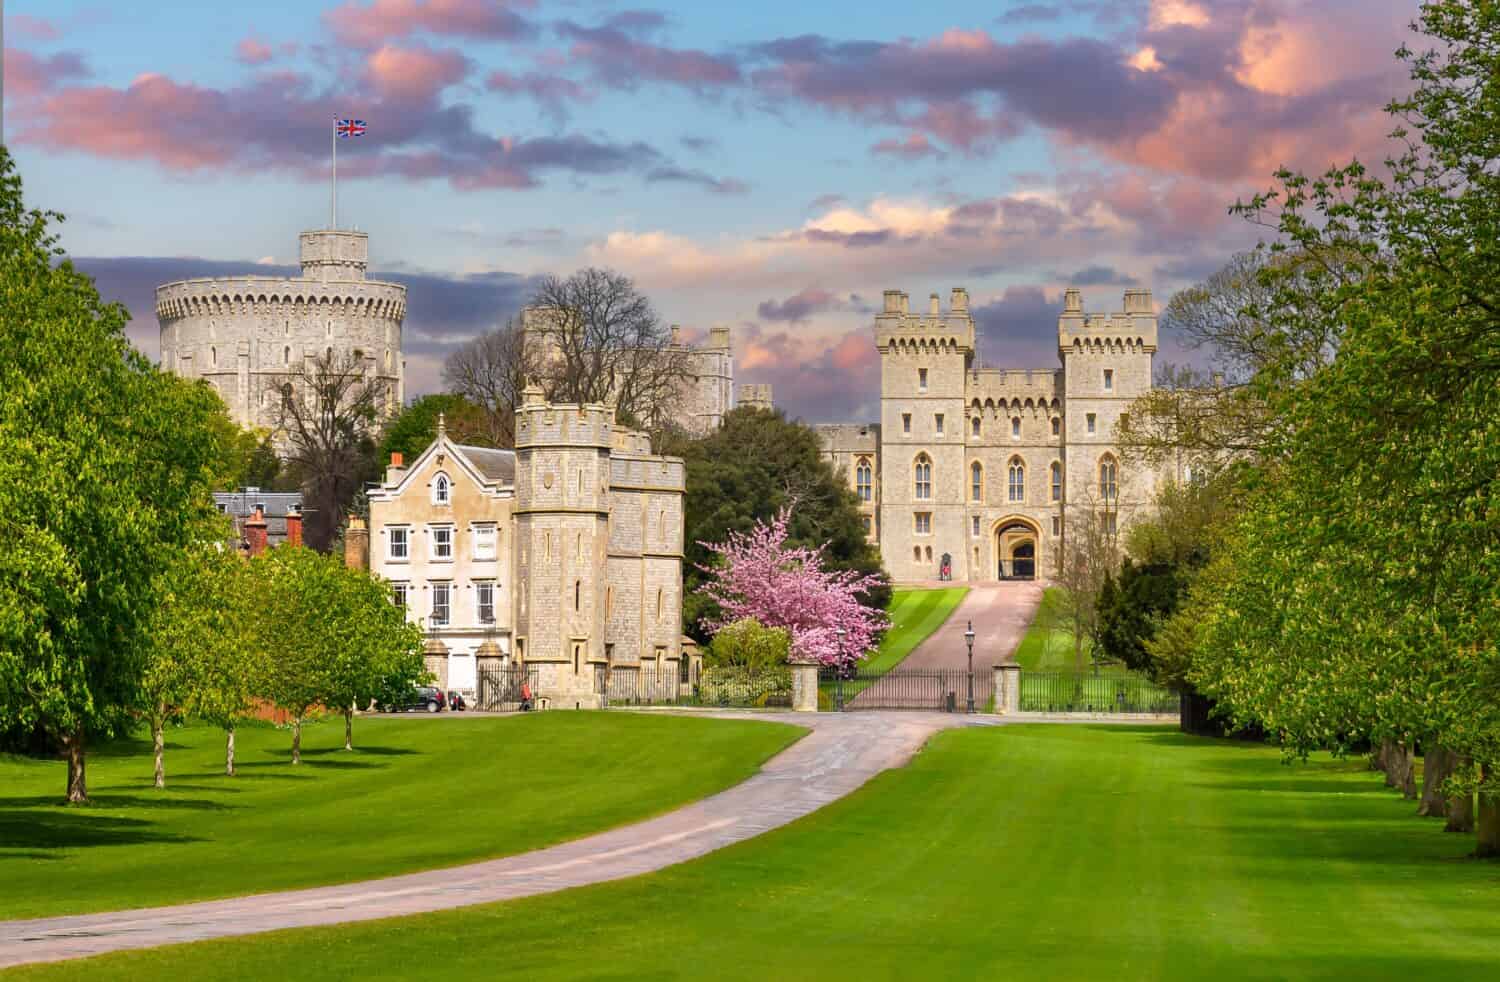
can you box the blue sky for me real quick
[5,0,1417,420]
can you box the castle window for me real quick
[971,416,981,438]
[918,367,928,392]
[210,346,217,367]
[935,413,945,437]
[902,413,912,435]
[914,546,922,561]
[656,588,664,621]
[1099,456,1118,501]
[972,516,981,537]
[914,512,932,535]
[1052,516,1061,536]
[1050,462,1062,502]
[1104,512,1118,536]
[1008,458,1025,503]
[1051,417,1060,436]
[862,515,873,535]
[433,473,451,505]
[856,458,873,502]
[925,546,933,561]
[575,580,581,612]
[430,582,450,626]
[477,581,495,624]
[576,532,584,562]
[1011,417,1021,438]
[913,454,932,500]
[283,345,291,365]
[1087,413,1097,435]
[971,461,983,503]
[606,586,614,617]
[1104,368,1114,391]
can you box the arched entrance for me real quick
[994,517,1040,580]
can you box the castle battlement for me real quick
[875,287,976,354]
[1057,287,1157,355]
[514,388,614,450]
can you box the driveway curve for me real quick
[0,711,969,970]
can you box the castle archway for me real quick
[993,516,1041,581]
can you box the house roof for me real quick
[455,445,516,483]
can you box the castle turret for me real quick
[513,386,614,708]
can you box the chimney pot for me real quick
[391,451,403,467]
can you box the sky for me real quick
[4,0,1419,422]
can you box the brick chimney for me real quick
[344,515,370,570]
[285,505,303,548]
[244,505,269,557]
[386,451,407,486]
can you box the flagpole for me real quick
[331,115,338,230]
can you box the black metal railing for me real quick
[474,665,541,711]
[1019,672,1178,714]
[820,666,991,712]
[596,664,790,709]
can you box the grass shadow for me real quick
[0,793,232,812]
[0,810,201,850]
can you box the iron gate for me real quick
[820,666,992,712]
[474,665,540,711]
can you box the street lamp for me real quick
[964,620,977,714]
[836,627,847,711]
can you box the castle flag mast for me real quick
[331,114,338,230]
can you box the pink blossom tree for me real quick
[697,509,888,670]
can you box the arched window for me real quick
[433,473,451,505]
[913,454,932,500]
[971,416,981,438]
[1051,417,1060,436]
[574,580,581,611]
[1099,456,1118,501]
[656,587,664,621]
[855,458,872,502]
[1008,458,1025,503]
[283,345,291,365]
[1011,417,1021,438]
[1050,461,1063,502]
[970,461,983,503]
[210,346,217,367]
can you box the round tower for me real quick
[155,229,406,440]
[513,385,613,708]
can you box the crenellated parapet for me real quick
[1057,287,1157,356]
[875,286,976,356]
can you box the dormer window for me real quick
[433,473,451,505]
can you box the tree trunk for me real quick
[1419,745,1456,817]
[344,708,353,751]
[152,708,166,789]
[225,724,236,777]
[1447,755,1475,833]
[1379,740,1416,798]
[291,716,302,765]
[63,728,87,804]
[1477,791,1499,858]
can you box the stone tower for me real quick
[512,384,613,708]
[1057,288,1158,533]
[877,287,976,583]
[155,229,406,441]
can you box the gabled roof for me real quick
[455,444,515,483]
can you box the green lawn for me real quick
[862,587,968,675]
[1013,586,1128,674]
[26,725,1500,981]
[0,713,800,919]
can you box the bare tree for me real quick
[526,268,690,432]
[443,319,535,447]
[268,350,386,551]
[1053,492,1121,674]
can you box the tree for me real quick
[268,349,386,551]
[697,509,888,669]
[0,148,227,802]
[443,319,537,447]
[706,619,791,672]
[182,555,259,777]
[379,393,490,462]
[525,268,690,432]
[247,547,333,764]
[320,566,425,751]
[666,406,890,638]
[1051,494,1119,673]
[138,539,247,787]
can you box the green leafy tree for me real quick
[379,393,490,462]
[321,566,426,751]
[665,406,890,638]
[706,619,791,671]
[0,148,226,802]
[181,554,260,776]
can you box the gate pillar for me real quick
[790,657,820,712]
[994,663,1022,715]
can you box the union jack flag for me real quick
[336,118,366,138]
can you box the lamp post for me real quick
[836,627,847,711]
[964,620,977,714]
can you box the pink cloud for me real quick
[362,43,471,101]
[323,0,536,48]
[3,49,90,98]
[870,133,944,160]
[558,19,741,90]
[737,325,879,421]
[8,14,61,42]
[234,37,274,66]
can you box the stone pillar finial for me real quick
[437,413,447,441]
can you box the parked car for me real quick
[384,686,446,713]
[447,690,467,711]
